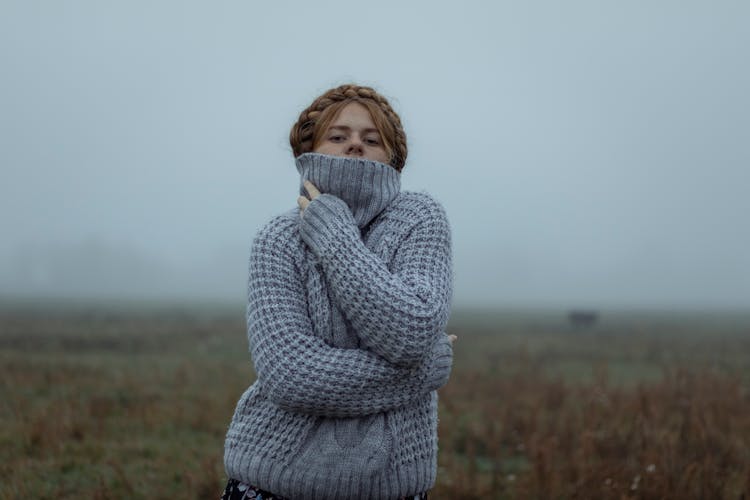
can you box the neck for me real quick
[296,153,401,228]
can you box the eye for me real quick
[365,137,381,146]
[329,135,345,142]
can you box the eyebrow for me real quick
[328,125,380,134]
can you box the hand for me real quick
[298,180,321,214]
[448,334,457,344]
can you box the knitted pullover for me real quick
[224,153,454,499]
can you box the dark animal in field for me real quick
[568,310,598,327]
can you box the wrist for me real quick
[299,194,358,257]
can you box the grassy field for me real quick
[1,301,749,499]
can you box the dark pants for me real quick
[220,478,429,499]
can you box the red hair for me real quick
[289,84,408,171]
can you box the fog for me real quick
[2,1,748,310]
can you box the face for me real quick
[313,102,390,164]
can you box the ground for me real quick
[1,301,749,499]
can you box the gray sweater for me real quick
[224,153,454,499]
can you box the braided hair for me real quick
[289,84,408,172]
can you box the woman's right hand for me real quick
[448,334,457,344]
[298,180,321,215]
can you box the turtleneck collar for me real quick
[295,153,401,228]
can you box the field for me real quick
[1,301,749,499]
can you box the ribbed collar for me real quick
[295,153,401,228]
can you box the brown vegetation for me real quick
[1,305,749,499]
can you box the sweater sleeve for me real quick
[299,192,453,367]
[247,214,453,418]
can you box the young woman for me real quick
[222,84,456,500]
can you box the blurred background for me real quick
[2,1,749,498]
[2,0,748,311]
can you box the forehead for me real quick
[330,101,377,127]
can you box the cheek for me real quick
[313,142,337,155]
[371,149,390,163]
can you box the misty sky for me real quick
[1,1,748,310]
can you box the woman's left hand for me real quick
[298,180,321,214]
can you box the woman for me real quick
[222,84,455,500]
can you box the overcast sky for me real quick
[1,1,748,310]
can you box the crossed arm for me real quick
[298,186,454,366]
[246,214,453,418]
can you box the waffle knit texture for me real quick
[224,153,454,499]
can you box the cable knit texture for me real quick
[224,153,454,499]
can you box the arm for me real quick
[247,214,453,418]
[299,192,453,366]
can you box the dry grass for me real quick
[1,303,749,499]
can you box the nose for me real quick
[345,136,364,157]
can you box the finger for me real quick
[303,180,321,199]
[297,196,309,211]
[448,334,457,343]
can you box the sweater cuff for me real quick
[299,193,359,257]
[424,334,454,391]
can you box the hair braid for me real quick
[290,84,408,171]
